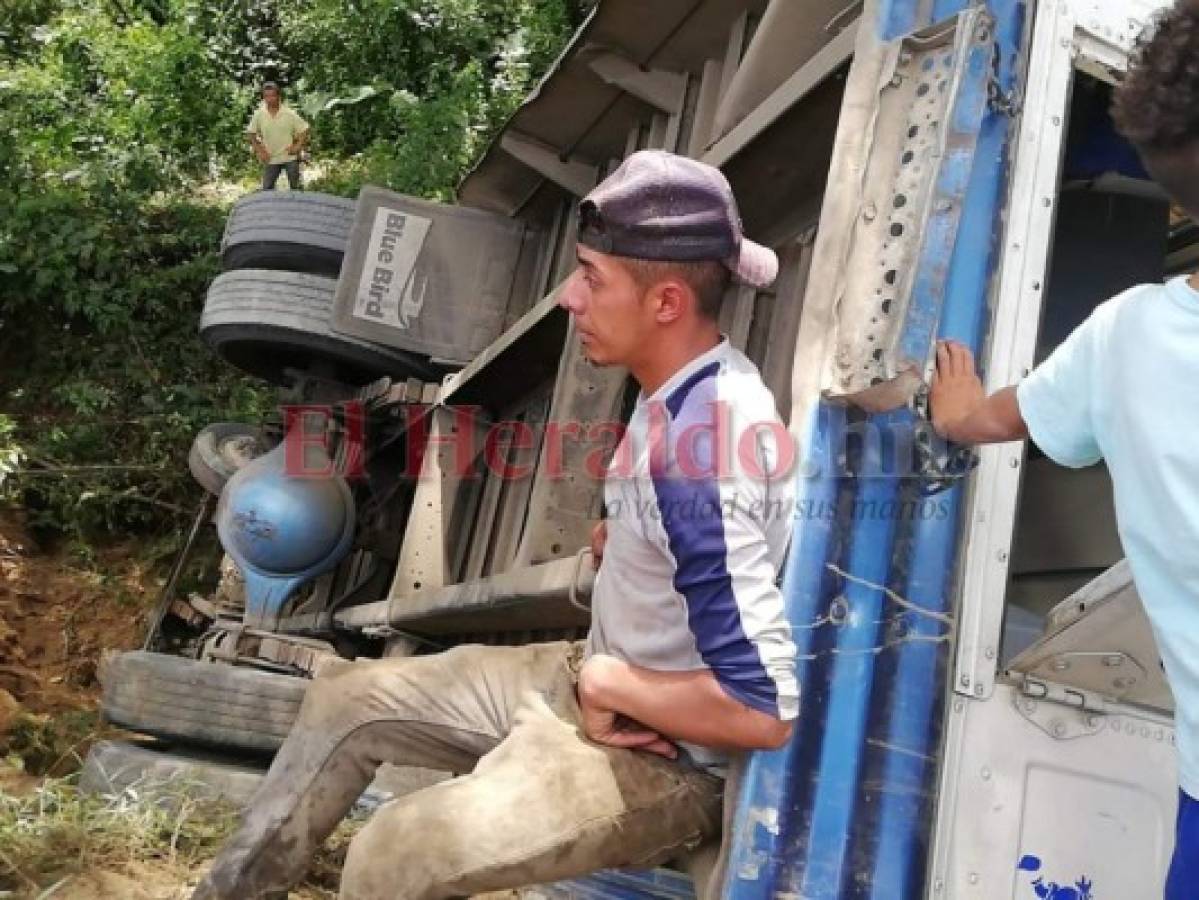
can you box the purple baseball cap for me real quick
[577,150,779,289]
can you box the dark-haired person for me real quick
[929,3,1199,895]
[246,82,309,191]
[192,150,798,900]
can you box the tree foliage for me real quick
[0,0,583,543]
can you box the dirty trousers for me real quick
[193,641,723,899]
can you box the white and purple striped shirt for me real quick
[587,340,799,767]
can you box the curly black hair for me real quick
[1112,0,1199,150]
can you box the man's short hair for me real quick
[619,257,731,321]
[262,81,280,94]
[1112,1,1199,213]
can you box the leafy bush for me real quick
[0,0,583,545]
[0,188,273,538]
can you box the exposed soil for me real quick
[40,862,331,900]
[50,863,216,900]
[13,862,349,900]
[0,508,156,721]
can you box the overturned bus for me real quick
[89,0,1197,896]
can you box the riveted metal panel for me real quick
[935,683,1175,899]
[822,7,996,411]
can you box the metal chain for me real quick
[911,386,980,496]
[986,41,1021,117]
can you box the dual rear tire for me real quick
[207,192,440,386]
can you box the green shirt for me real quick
[246,103,309,164]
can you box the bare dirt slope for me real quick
[0,509,153,724]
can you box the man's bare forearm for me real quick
[940,386,1028,444]
[931,342,1029,445]
[580,655,792,751]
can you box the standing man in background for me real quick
[246,82,309,191]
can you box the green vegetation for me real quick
[3,708,109,777]
[0,0,585,544]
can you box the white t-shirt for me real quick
[587,340,799,769]
[1017,276,1199,795]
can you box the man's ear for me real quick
[650,278,690,326]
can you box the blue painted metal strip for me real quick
[940,0,1025,345]
[864,484,963,897]
[933,0,971,23]
[878,0,923,41]
[896,13,998,367]
[541,867,697,899]
[798,410,908,898]
[724,402,847,896]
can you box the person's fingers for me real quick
[939,342,953,375]
[597,728,663,749]
[941,341,960,375]
[956,343,976,377]
[640,739,679,759]
[935,341,952,378]
[946,342,973,377]
[591,522,606,570]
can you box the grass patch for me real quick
[0,767,364,898]
[2,710,114,778]
[0,773,240,895]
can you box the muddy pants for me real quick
[192,641,724,900]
